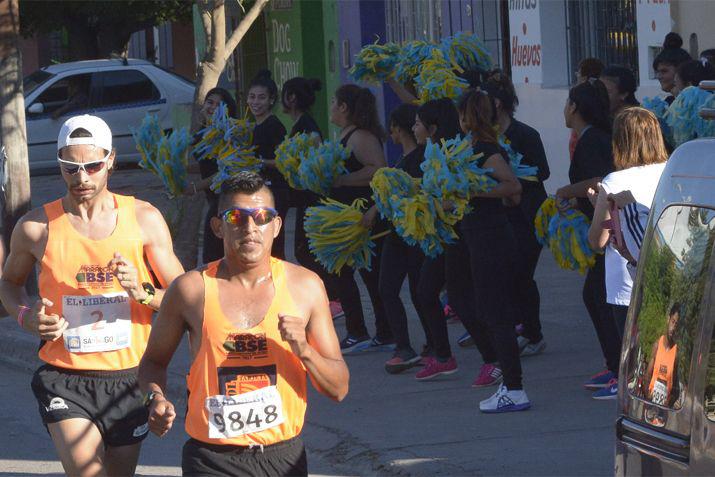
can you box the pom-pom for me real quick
[350,40,401,84]
[131,115,190,197]
[414,49,470,103]
[641,96,673,145]
[664,86,713,146]
[420,135,495,223]
[304,198,381,274]
[298,140,349,196]
[395,40,439,84]
[535,197,596,274]
[696,93,715,138]
[371,168,456,257]
[439,32,493,73]
[499,134,538,180]
[275,132,321,190]
[193,103,254,162]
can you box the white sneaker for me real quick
[521,339,547,357]
[479,384,531,413]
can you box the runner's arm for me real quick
[136,202,186,310]
[279,272,349,401]
[0,216,38,318]
[138,271,200,396]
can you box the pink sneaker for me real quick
[329,301,345,320]
[471,363,503,388]
[415,357,458,381]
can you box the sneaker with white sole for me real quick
[479,384,531,413]
[385,350,422,374]
[583,370,616,390]
[329,301,345,320]
[369,336,396,352]
[472,363,503,387]
[340,335,371,355]
[457,332,474,348]
[592,378,618,400]
[520,339,547,357]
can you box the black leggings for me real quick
[446,226,523,390]
[583,255,622,375]
[334,235,392,340]
[507,206,544,343]
[417,255,448,357]
[379,235,431,353]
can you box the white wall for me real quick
[636,0,672,87]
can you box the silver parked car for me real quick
[23,58,194,170]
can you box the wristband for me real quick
[17,305,30,328]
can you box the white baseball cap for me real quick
[57,115,113,152]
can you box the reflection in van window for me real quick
[627,206,715,418]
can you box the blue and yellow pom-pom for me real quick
[499,134,538,181]
[350,40,401,84]
[395,40,439,85]
[664,86,713,147]
[414,49,470,103]
[697,93,715,138]
[371,168,456,257]
[535,197,596,274]
[275,132,321,190]
[131,114,190,197]
[440,32,493,73]
[642,96,674,146]
[298,140,349,196]
[304,198,381,274]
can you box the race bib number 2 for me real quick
[62,292,132,353]
[206,386,285,439]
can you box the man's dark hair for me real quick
[218,171,274,211]
[669,302,682,317]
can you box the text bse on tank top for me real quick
[186,258,308,446]
[38,194,154,371]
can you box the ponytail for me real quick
[568,79,611,132]
[282,77,322,112]
[456,89,499,144]
[335,84,386,141]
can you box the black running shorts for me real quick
[182,435,308,477]
[31,364,149,447]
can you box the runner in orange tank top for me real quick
[0,115,184,477]
[139,172,349,477]
[644,303,682,408]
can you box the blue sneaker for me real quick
[369,336,396,352]
[457,331,474,348]
[583,370,616,390]
[340,335,371,355]
[592,379,618,400]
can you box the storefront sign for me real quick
[509,0,542,84]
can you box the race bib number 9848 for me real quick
[206,386,285,439]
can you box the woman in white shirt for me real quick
[587,107,669,399]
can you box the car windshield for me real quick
[23,70,55,97]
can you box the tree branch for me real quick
[223,0,269,62]
[199,1,212,61]
[209,0,226,63]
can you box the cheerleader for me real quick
[556,79,619,392]
[247,70,288,259]
[485,71,550,357]
[329,85,392,353]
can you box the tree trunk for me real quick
[0,0,31,304]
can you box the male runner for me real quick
[644,303,682,408]
[0,115,184,476]
[138,171,349,476]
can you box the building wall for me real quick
[671,0,715,58]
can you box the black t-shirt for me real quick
[569,126,614,218]
[290,113,323,139]
[192,131,219,203]
[504,119,550,220]
[461,141,509,230]
[395,145,425,178]
[253,115,287,188]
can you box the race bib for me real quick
[652,379,668,406]
[62,292,132,353]
[206,386,285,439]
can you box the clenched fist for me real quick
[278,314,309,358]
[148,395,176,437]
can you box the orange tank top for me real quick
[38,194,153,371]
[649,336,677,405]
[185,258,308,446]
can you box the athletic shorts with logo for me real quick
[182,435,308,477]
[31,364,149,447]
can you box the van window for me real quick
[97,70,160,107]
[704,330,715,421]
[626,206,715,420]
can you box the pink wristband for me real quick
[17,305,30,328]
